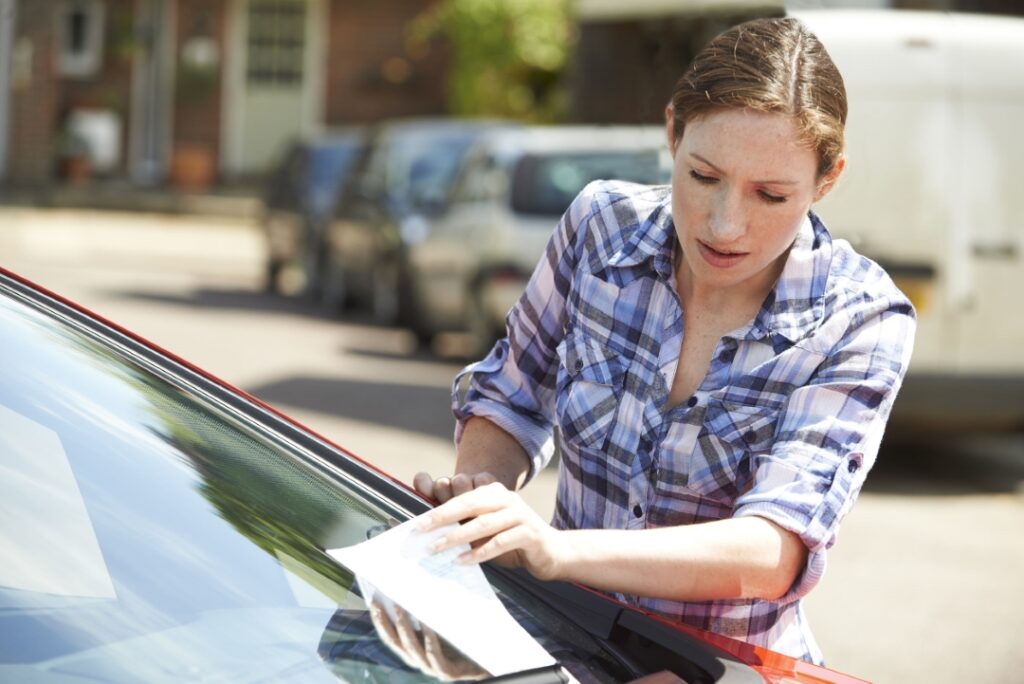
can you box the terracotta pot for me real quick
[59,156,93,185]
[170,144,215,192]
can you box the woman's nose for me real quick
[708,191,746,241]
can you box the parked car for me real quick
[323,119,516,323]
[261,130,367,299]
[0,265,866,684]
[406,126,670,354]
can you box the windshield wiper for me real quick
[490,567,762,684]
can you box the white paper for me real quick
[327,517,556,676]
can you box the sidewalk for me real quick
[0,179,261,220]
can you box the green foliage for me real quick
[410,0,574,123]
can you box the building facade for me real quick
[0,0,448,189]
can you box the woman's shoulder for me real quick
[577,178,671,206]
[826,238,910,309]
[568,180,672,248]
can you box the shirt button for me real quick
[848,459,860,473]
[574,359,584,372]
[632,504,643,518]
[686,395,698,408]
[718,349,735,363]
[743,430,757,444]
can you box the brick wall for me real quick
[7,2,59,185]
[568,12,779,125]
[6,0,137,185]
[325,0,448,125]
[57,0,136,176]
[173,1,226,166]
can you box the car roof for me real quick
[474,125,667,157]
[372,117,519,140]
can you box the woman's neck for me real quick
[675,245,788,319]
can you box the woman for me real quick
[414,17,915,664]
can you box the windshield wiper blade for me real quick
[490,567,762,684]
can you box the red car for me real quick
[0,266,867,684]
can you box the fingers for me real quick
[418,481,512,531]
[370,598,486,681]
[413,471,436,499]
[432,505,521,554]
[413,471,501,505]
[368,600,420,671]
[422,624,488,681]
[393,605,431,671]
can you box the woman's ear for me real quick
[665,103,679,154]
[814,154,846,202]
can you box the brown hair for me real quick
[670,17,847,178]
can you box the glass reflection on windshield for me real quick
[0,286,634,684]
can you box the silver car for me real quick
[406,126,670,354]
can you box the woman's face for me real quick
[668,107,841,297]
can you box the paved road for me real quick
[2,207,1022,683]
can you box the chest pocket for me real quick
[659,400,778,504]
[555,333,626,450]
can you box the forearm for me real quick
[454,416,532,491]
[554,516,808,602]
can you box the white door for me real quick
[225,0,324,174]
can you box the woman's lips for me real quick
[697,240,748,268]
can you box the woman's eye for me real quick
[689,169,717,185]
[758,190,787,204]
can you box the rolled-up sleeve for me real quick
[733,288,917,603]
[451,183,596,482]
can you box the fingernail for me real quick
[429,538,445,552]
[416,515,432,531]
[456,552,473,565]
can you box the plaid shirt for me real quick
[452,180,916,665]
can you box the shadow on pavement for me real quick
[866,433,1024,496]
[113,287,333,318]
[115,286,473,362]
[247,375,456,442]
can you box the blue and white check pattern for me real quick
[452,180,916,664]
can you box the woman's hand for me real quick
[367,598,487,681]
[413,471,498,504]
[417,482,566,581]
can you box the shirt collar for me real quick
[752,211,832,343]
[605,191,677,281]
[606,194,833,344]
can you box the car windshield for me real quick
[307,141,363,215]
[0,278,635,684]
[510,151,664,217]
[387,130,480,212]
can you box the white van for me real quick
[792,10,1024,432]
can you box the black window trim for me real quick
[0,269,426,525]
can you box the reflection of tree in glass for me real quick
[56,326,374,599]
[138,375,367,599]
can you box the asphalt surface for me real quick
[2,206,1022,683]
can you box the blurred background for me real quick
[0,0,1022,681]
